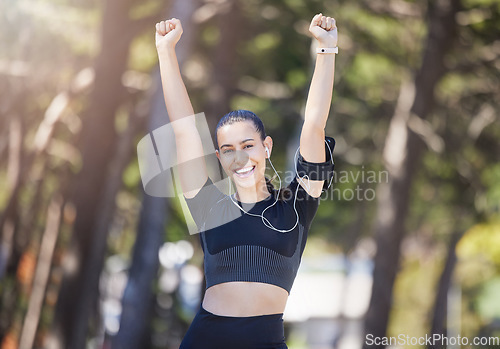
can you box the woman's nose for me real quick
[234,149,249,164]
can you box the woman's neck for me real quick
[233,179,270,203]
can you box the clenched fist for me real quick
[155,18,183,51]
[309,13,338,48]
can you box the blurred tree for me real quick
[428,230,463,349]
[203,0,246,134]
[0,1,96,342]
[49,0,164,348]
[111,0,200,348]
[18,196,63,349]
[364,0,461,346]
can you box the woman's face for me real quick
[215,121,272,189]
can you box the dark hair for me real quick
[215,109,287,199]
[215,110,266,149]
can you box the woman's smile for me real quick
[234,165,256,178]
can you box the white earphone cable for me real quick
[229,140,334,233]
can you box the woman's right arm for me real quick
[155,18,208,198]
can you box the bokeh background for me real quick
[1,0,499,348]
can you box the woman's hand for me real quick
[309,13,337,48]
[155,18,183,52]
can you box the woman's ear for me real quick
[215,149,220,160]
[263,136,273,157]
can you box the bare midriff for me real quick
[202,282,289,317]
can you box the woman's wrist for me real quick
[316,39,337,48]
[157,49,179,66]
[157,44,177,57]
[157,47,179,68]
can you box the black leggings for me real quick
[179,304,288,349]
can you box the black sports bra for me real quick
[200,201,305,293]
[184,175,320,295]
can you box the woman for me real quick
[155,12,337,349]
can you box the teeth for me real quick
[236,166,253,174]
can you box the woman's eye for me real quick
[244,145,253,149]
[223,149,233,154]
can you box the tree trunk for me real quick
[428,230,463,349]
[111,1,200,348]
[0,116,24,341]
[18,195,63,349]
[49,0,140,348]
[363,0,460,347]
[204,0,245,134]
[0,117,24,281]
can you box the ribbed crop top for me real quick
[184,170,322,295]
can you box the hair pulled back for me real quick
[215,110,266,149]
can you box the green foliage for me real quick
[390,255,443,341]
[122,159,141,190]
[230,95,272,118]
[250,32,282,51]
[286,68,308,89]
[201,25,220,46]
[130,0,164,21]
[129,31,160,72]
[457,221,500,268]
[482,164,500,214]
[477,277,500,320]
[456,221,500,338]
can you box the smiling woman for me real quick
[155,12,337,349]
[214,110,273,202]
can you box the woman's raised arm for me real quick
[298,13,338,197]
[156,18,208,198]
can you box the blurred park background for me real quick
[1,0,500,348]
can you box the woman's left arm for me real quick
[299,13,337,197]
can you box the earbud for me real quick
[265,147,270,158]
